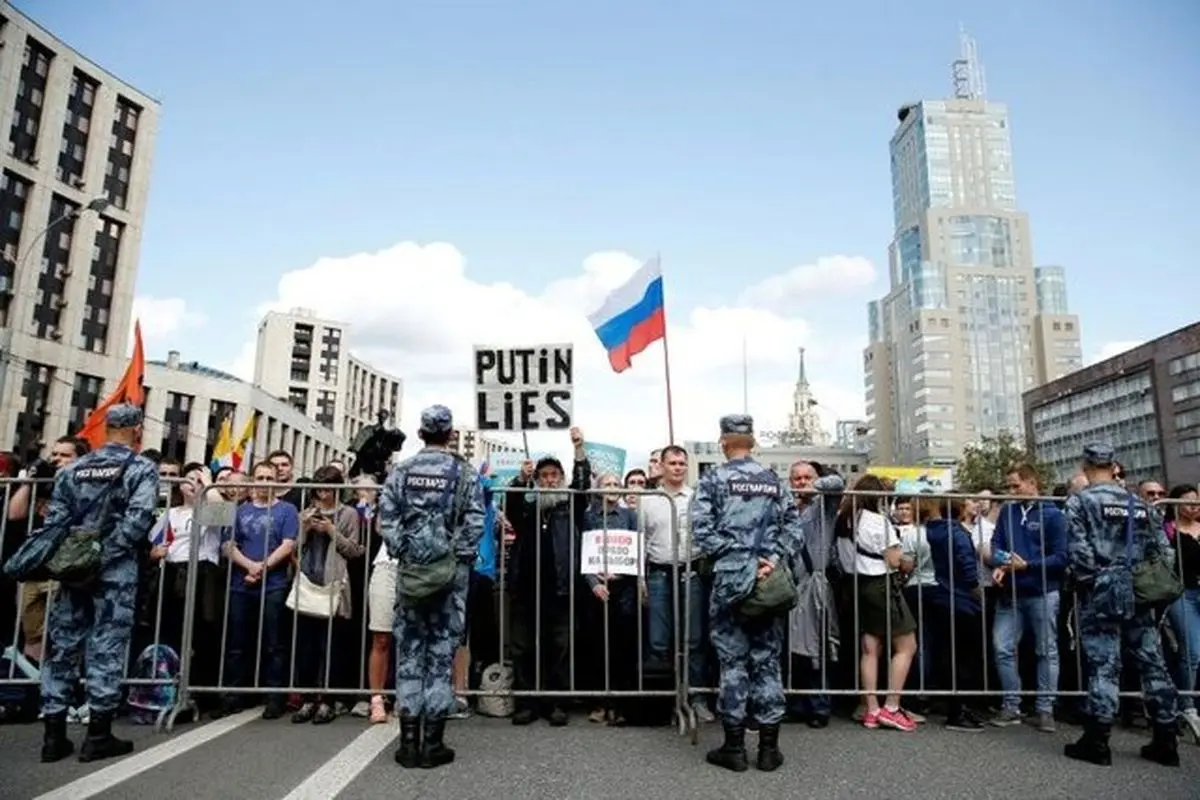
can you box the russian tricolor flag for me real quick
[588,258,666,373]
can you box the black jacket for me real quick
[507,458,592,598]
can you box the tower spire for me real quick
[797,347,807,385]
[952,25,987,101]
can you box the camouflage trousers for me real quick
[1078,601,1177,727]
[41,579,137,715]
[393,563,470,719]
[710,604,786,726]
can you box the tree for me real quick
[954,430,1056,493]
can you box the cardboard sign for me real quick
[474,345,573,431]
[580,529,641,576]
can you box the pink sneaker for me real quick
[862,708,881,729]
[878,706,917,732]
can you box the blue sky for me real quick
[16,0,1199,455]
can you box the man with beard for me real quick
[506,427,591,726]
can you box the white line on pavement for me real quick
[279,724,397,800]
[32,708,262,800]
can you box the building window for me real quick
[80,217,123,354]
[1168,352,1200,377]
[68,371,103,433]
[14,360,54,463]
[319,328,340,383]
[291,323,313,381]
[103,97,140,210]
[316,390,336,430]
[0,170,32,326]
[1180,437,1200,458]
[33,194,79,339]
[161,391,193,462]
[205,400,237,466]
[8,37,53,164]
[57,70,98,187]
[288,386,308,413]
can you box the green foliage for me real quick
[954,430,1056,493]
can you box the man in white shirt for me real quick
[639,445,713,722]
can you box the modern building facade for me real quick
[0,3,159,461]
[253,308,403,445]
[1023,322,1200,488]
[144,350,346,475]
[684,440,867,486]
[863,33,1082,467]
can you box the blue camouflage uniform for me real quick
[39,404,159,761]
[691,414,801,773]
[379,404,485,769]
[1065,442,1179,767]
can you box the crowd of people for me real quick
[0,404,1197,773]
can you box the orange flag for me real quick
[76,320,146,450]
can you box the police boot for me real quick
[1063,719,1112,766]
[705,722,749,772]
[420,717,456,768]
[394,716,422,769]
[1140,724,1180,768]
[40,711,74,763]
[756,723,784,772]
[78,710,134,763]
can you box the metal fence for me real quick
[1,477,1197,741]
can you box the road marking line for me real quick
[32,708,261,800]
[279,724,397,800]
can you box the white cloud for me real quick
[232,242,873,466]
[736,255,877,314]
[1092,340,1144,365]
[129,295,207,354]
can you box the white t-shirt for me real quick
[971,516,996,587]
[899,524,936,587]
[149,506,221,565]
[853,509,900,576]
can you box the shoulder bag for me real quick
[738,490,799,620]
[46,451,138,588]
[286,506,353,619]
[396,458,473,603]
[1131,497,1184,609]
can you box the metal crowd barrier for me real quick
[2,473,1198,740]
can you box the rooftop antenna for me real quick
[952,24,987,101]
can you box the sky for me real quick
[16,0,1200,464]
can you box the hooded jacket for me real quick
[923,518,980,615]
[990,500,1068,597]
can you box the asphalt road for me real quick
[1,712,1197,800]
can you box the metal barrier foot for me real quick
[160,697,197,734]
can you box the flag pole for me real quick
[657,253,676,445]
[742,335,749,414]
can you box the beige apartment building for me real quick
[863,37,1081,466]
[0,3,159,462]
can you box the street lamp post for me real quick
[2,196,111,463]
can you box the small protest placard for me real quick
[579,529,641,576]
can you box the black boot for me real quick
[78,710,134,763]
[756,723,784,771]
[706,722,749,772]
[421,717,456,768]
[394,716,422,769]
[1140,724,1181,767]
[1064,719,1112,766]
[40,711,74,763]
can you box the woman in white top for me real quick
[834,475,919,733]
[147,463,223,679]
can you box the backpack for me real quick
[125,644,179,724]
[0,646,39,724]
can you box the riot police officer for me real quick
[691,414,801,772]
[1064,443,1179,767]
[379,405,485,769]
[36,403,160,763]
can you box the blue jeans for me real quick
[647,567,708,696]
[1167,588,1200,711]
[993,591,1060,714]
[224,588,288,705]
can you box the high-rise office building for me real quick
[0,3,160,462]
[254,308,403,443]
[863,32,1082,466]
